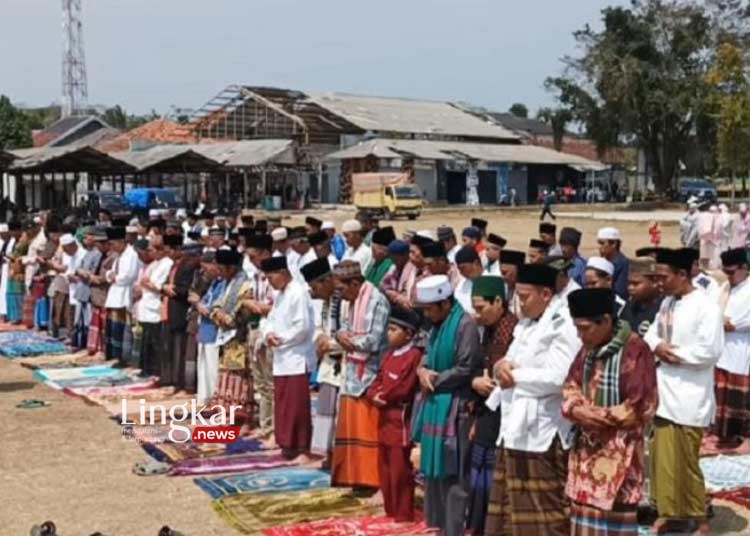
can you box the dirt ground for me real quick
[1,207,748,536]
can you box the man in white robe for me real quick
[341,219,373,275]
[104,227,141,366]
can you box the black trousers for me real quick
[140,322,162,377]
[540,206,556,220]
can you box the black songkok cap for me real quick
[455,246,480,265]
[105,227,126,241]
[300,257,331,283]
[721,247,749,267]
[568,288,616,319]
[517,263,558,290]
[471,218,488,232]
[305,216,323,228]
[500,249,526,267]
[559,227,582,248]
[539,222,557,235]
[216,248,242,266]
[260,256,288,272]
[655,248,694,273]
[389,306,421,332]
[529,239,548,251]
[246,234,273,251]
[419,241,447,259]
[487,233,507,248]
[308,231,329,247]
[372,226,397,247]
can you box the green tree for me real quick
[707,41,750,198]
[102,105,129,129]
[0,95,32,149]
[537,107,573,151]
[546,0,718,194]
[508,103,528,118]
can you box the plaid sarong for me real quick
[713,368,750,440]
[570,501,638,536]
[105,308,128,362]
[485,438,570,536]
[87,306,106,355]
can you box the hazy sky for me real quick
[1,0,625,116]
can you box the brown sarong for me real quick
[273,374,312,455]
[713,368,750,440]
[570,501,638,536]
[331,395,380,488]
[485,437,570,536]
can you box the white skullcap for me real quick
[342,219,362,233]
[740,203,748,212]
[416,229,436,241]
[33,216,41,224]
[126,225,138,233]
[60,234,76,247]
[587,256,614,276]
[271,227,288,241]
[148,209,160,217]
[0,224,8,233]
[176,209,187,219]
[321,221,335,231]
[415,275,454,304]
[597,227,621,241]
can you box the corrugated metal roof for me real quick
[325,138,608,170]
[111,146,220,172]
[307,93,519,141]
[9,145,135,173]
[190,140,295,167]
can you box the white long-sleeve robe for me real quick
[717,278,750,376]
[104,245,141,309]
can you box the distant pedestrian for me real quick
[539,190,556,221]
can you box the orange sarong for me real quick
[331,395,380,488]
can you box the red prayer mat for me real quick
[712,488,750,509]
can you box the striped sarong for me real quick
[713,368,750,440]
[485,438,570,536]
[467,442,496,535]
[105,308,128,362]
[311,383,339,456]
[331,394,380,488]
[570,501,638,536]
[650,417,706,519]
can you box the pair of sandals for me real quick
[132,459,171,476]
[30,521,183,536]
[16,399,50,409]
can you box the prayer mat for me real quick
[260,515,433,536]
[0,330,68,357]
[212,488,381,535]
[194,468,330,499]
[33,365,126,387]
[570,501,638,536]
[711,488,750,509]
[15,350,97,369]
[169,451,295,477]
[147,437,265,463]
[700,455,750,492]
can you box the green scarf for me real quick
[413,300,464,479]
[365,257,393,287]
[582,320,631,407]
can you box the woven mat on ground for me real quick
[195,468,330,499]
[33,365,127,388]
[144,437,265,463]
[100,393,193,418]
[700,455,750,492]
[212,488,381,535]
[0,323,28,332]
[170,450,295,476]
[260,514,432,536]
[711,487,750,509]
[66,381,166,403]
[0,330,68,357]
[16,350,100,369]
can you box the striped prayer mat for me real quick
[33,365,129,389]
[0,330,68,357]
[194,468,330,499]
[169,451,295,477]
[260,515,433,536]
[212,488,381,535]
[144,437,265,463]
[700,455,750,492]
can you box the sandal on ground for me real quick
[158,526,185,536]
[30,521,56,536]
[17,399,51,409]
[132,459,170,476]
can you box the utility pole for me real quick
[61,0,88,117]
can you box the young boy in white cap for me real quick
[584,256,627,316]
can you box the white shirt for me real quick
[327,253,339,269]
[64,245,87,306]
[261,279,316,376]
[693,273,721,303]
[105,245,141,309]
[644,289,724,427]
[454,276,474,314]
[447,244,461,265]
[343,243,373,275]
[135,257,173,323]
[483,261,501,277]
[717,278,750,375]
[559,278,581,302]
[242,255,258,280]
[298,248,317,273]
[497,298,582,452]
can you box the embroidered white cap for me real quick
[0,224,8,233]
[586,256,614,276]
[60,234,76,246]
[597,227,621,241]
[415,275,454,304]
[342,219,362,233]
[321,221,335,231]
[271,227,288,241]
[416,229,436,241]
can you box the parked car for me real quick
[677,178,717,203]
[79,191,130,219]
[125,188,185,217]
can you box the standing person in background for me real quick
[331,260,390,491]
[261,255,316,461]
[7,226,27,325]
[461,226,482,253]
[718,204,734,253]
[413,275,482,536]
[72,227,104,349]
[466,276,517,536]
[453,246,484,314]
[104,227,140,367]
[136,242,172,378]
[366,306,423,523]
[471,218,488,255]
[699,204,721,270]
[527,239,548,265]
[341,220,373,275]
[86,231,114,357]
[540,222,562,256]
[0,223,17,322]
[713,248,750,450]
[500,250,525,319]
[620,257,663,336]
[365,226,396,286]
[680,201,700,249]
[559,227,586,287]
[563,288,658,536]
[195,252,225,406]
[734,203,750,248]
[597,227,630,299]
[540,189,556,221]
[22,220,47,329]
[644,248,723,535]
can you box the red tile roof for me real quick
[96,119,198,153]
